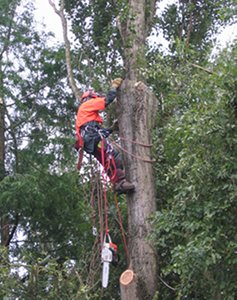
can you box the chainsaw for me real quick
[101,233,118,288]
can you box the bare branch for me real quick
[48,0,81,100]
[190,63,217,75]
[48,0,60,15]
[158,275,176,291]
[0,4,16,61]
[6,214,19,247]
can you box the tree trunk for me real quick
[0,84,9,247]
[0,1,15,249]
[117,1,158,298]
[0,96,4,180]
[118,81,157,299]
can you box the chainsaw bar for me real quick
[101,243,113,288]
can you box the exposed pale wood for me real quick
[120,269,138,300]
[120,269,134,286]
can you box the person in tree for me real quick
[75,78,135,194]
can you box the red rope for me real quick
[101,139,129,261]
[96,169,104,247]
[90,179,96,230]
[104,153,117,183]
[96,138,129,264]
[101,139,109,235]
[114,193,129,261]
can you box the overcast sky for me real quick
[33,0,237,51]
[34,0,64,43]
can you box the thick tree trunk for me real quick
[0,94,9,247]
[0,2,14,248]
[118,81,157,299]
[117,0,158,299]
[0,97,4,180]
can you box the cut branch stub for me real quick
[120,269,139,300]
[120,269,135,286]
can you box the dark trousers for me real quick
[81,126,125,184]
[93,139,125,184]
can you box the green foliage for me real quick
[0,168,104,298]
[151,43,237,299]
[156,0,236,61]
[64,0,125,89]
[1,0,237,298]
[0,246,101,299]
[0,169,129,299]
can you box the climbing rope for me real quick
[100,138,109,236]
[119,136,153,148]
[86,131,146,287]
[111,140,156,163]
[113,193,129,261]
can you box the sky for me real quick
[34,0,64,43]
[33,0,237,52]
[33,0,178,47]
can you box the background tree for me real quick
[115,0,158,298]
[147,1,237,299]
[0,0,100,298]
[0,0,18,250]
[56,0,158,298]
[150,43,237,299]
[0,0,237,298]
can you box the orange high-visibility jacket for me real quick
[76,97,106,132]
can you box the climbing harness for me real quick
[99,134,117,183]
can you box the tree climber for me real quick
[75,78,135,194]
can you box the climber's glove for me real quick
[111,78,123,89]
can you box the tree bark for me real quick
[118,81,157,299]
[0,2,16,248]
[0,96,4,180]
[0,87,9,248]
[117,2,158,298]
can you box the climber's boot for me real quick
[114,179,135,194]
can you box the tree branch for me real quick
[0,3,16,61]
[145,0,157,35]
[6,214,19,247]
[186,13,193,49]
[190,63,217,75]
[48,0,81,100]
